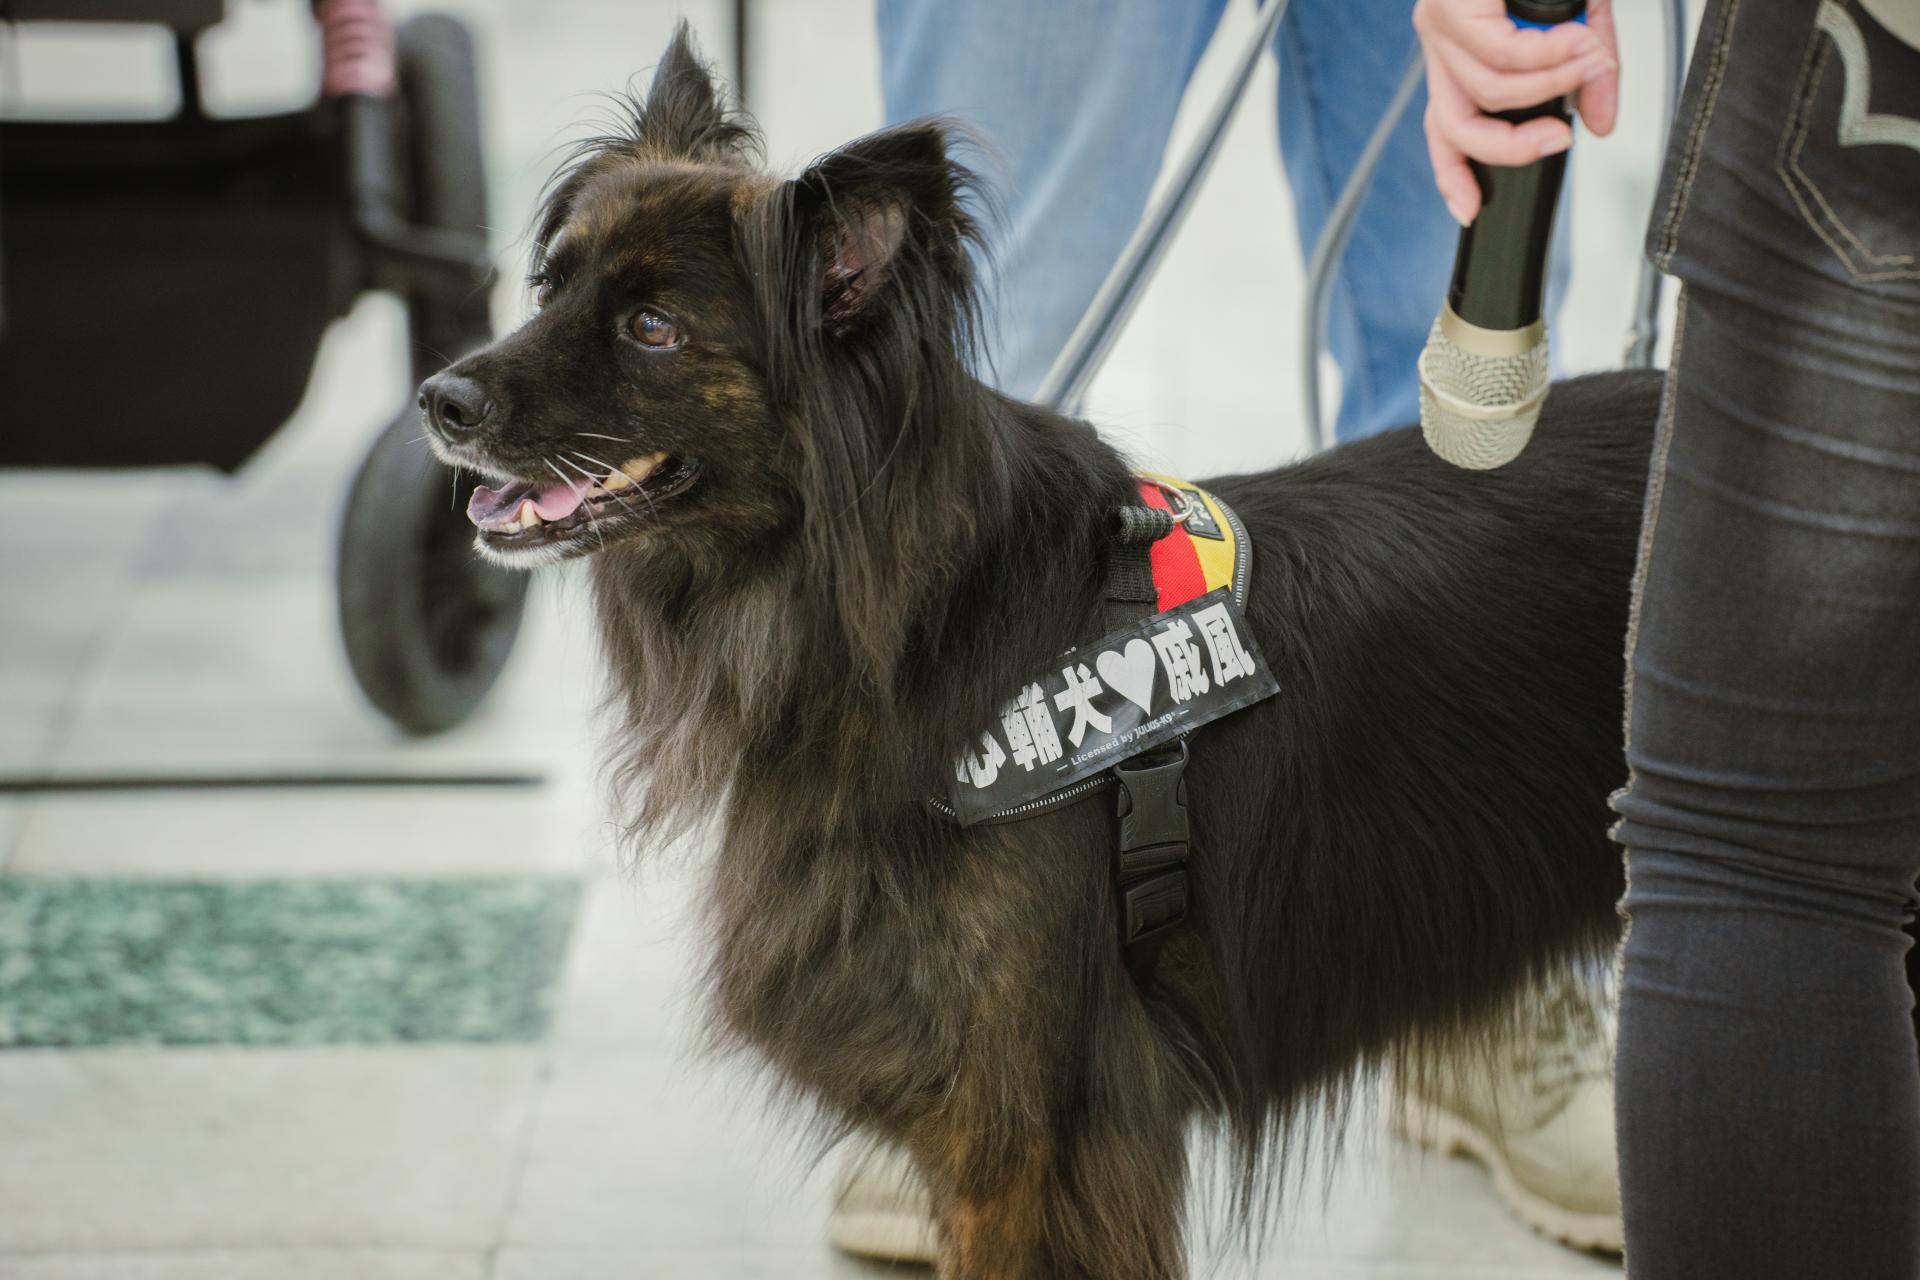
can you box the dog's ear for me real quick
[638,22,754,162]
[817,196,907,332]
[777,122,980,339]
[745,121,990,688]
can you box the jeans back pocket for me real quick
[1776,0,1920,282]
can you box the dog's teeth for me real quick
[499,518,522,533]
[517,499,541,528]
[621,452,668,484]
[602,469,634,492]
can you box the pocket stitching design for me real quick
[1821,1,1920,151]
[1776,1,1920,282]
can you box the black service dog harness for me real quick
[929,476,1259,988]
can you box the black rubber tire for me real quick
[338,408,529,734]
[337,13,525,735]
[393,12,492,374]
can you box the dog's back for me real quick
[1183,369,1659,1129]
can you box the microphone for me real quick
[1418,0,1583,470]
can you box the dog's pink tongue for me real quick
[530,481,588,522]
[467,483,518,529]
[466,480,588,529]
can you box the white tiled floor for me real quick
[7,787,591,879]
[0,804,1625,1278]
[502,1049,835,1253]
[0,1253,489,1280]
[548,874,707,1052]
[0,1049,545,1252]
[0,0,1674,1273]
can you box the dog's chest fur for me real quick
[588,547,1091,1112]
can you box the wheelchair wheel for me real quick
[393,12,492,376]
[337,12,522,734]
[338,408,529,734]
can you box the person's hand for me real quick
[1413,0,1620,225]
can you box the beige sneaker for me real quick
[1393,978,1624,1254]
[827,1142,939,1264]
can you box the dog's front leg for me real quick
[912,1097,1188,1279]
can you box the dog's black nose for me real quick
[419,372,494,436]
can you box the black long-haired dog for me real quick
[421,27,1655,1278]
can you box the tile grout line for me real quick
[483,856,612,1279]
[483,865,602,1276]
[484,1041,563,1279]
[27,485,191,788]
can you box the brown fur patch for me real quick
[937,1145,1052,1279]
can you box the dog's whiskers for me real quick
[556,454,632,522]
[540,456,584,505]
[561,451,643,519]
[543,456,605,550]
[569,451,622,477]
[571,451,656,519]
[555,454,600,483]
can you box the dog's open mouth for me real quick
[466,452,699,549]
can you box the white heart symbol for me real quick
[1096,639,1157,714]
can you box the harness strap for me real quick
[1104,503,1169,633]
[1102,487,1198,989]
[1112,740,1191,988]
[1103,545,1158,634]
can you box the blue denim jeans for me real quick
[875,0,1570,441]
[1611,1,1920,1275]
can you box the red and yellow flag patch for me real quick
[1133,473,1244,613]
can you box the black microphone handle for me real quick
[1445,0,1585,332]
[1445,96,1572,333]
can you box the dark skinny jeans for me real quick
[1610,1,1920,1275]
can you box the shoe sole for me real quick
[1393,1093,1624,1255]
[826,1206,940,1265]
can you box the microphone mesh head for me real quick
[1418,315,1550,470]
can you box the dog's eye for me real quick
[532,277,557,309]
[630,309,682,349]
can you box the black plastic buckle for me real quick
[1121,870,1189,946]
[1113,742,1191,953]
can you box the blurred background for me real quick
[0,1,1683,1275]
